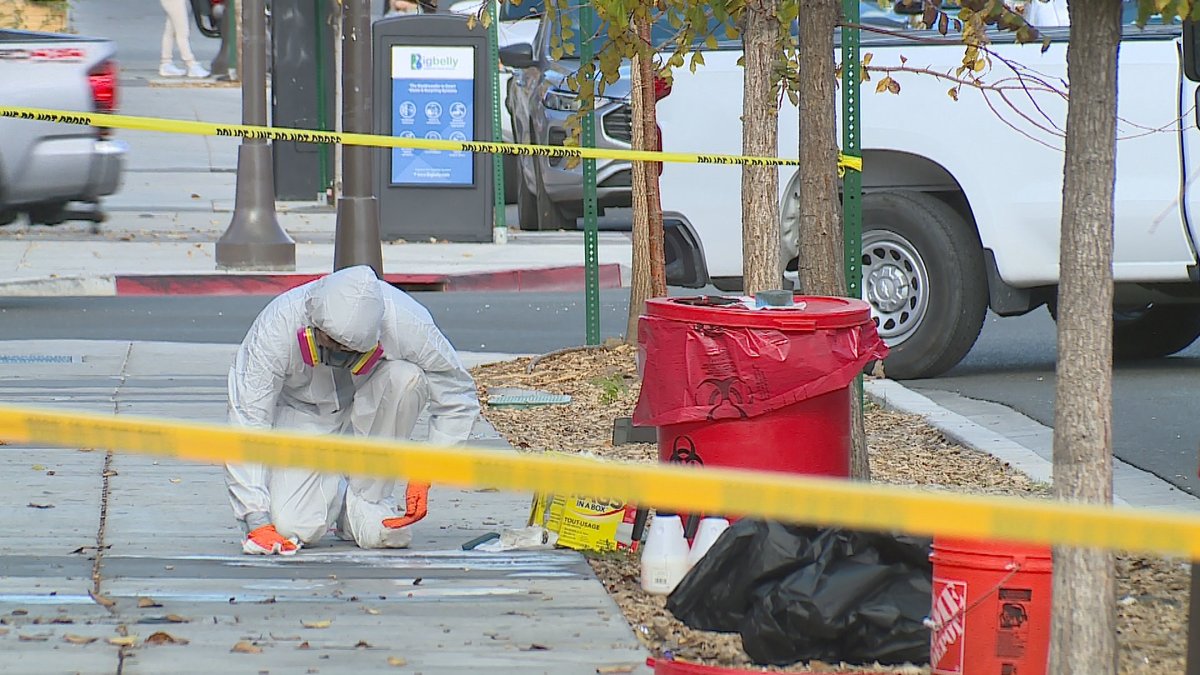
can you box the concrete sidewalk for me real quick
[0,340,649,674]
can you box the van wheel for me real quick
[862,191,987,379]
[1115,304,1200,359]
[1048,300,1200,359]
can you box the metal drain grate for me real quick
[0,355,75,365]
[488,392,571,408]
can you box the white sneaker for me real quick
[159,62,186,77]
[186,63,210,79]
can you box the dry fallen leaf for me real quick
[165,615,188,624]
[64,634,98,645]
[31,464,45,471]
[18,633,51,642]
[137,597,163,609]
[364,608,381,616]
[145,631,188,645]
[107,635,137,647]
[88,590,116,609]
[301,619,332,629]
[354,640,371,649]
[387,656,407,667]
[169,478,182,484]
[231,640,262,654]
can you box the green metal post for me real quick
[841,0,863,405]
[579,1,601,346]
[488,0,508,242]
[315,0,331,198]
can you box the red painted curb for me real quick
[113,265,622,296]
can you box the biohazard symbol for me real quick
[669,436,703,466]
[698,377,749,420]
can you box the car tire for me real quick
[862,191,988,380]
[516,162,538,231]
[503,153,519,205]
[27,203,67,226]
[534,161,574,231]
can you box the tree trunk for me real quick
[1047,0,1121,670]
[796,0,843,297]
[798,0,868,480]
[740,0,781,296]
[625,18,666,343]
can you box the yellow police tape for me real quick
[0,106,863,174]
[2,403,1200,559]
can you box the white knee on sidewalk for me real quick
[342,489,413,549]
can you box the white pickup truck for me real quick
[0,30,126,227]
[656,3,1200,379]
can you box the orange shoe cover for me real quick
[382,482,430,530]
[242,524,299,556]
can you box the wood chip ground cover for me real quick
[470,344,1187,674]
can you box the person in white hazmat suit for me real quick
[224,265,480,555]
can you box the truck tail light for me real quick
[88,59,118,138]
[652,75,670,176]
[653,75,672,102]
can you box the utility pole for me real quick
[215,0,296,270]
[333,0,384,275]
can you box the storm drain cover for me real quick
[488,389,571,408]
[0,355,75,365]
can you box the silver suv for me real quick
[500,11,638,231]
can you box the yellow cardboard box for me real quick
[527,452,641,553]
[528,493,640,553]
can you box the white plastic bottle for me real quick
[686,517,730,570]
[640,513,690,595]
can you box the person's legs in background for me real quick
[338,360,431,549]
[159,0,210,78]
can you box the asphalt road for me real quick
[0,290,631,353]
[909,308,1200,497]
[4,293,1199,497]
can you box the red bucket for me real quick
[929,537,1053,675]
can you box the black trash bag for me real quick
[666,520,826,633]
[666,519,933,666]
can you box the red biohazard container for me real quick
[632,295,888,484]
[929,537,1053,675]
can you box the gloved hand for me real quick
[383,482,430,530]
[242,524,299,556]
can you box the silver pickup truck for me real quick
[0,30,127,227]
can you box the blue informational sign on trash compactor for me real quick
[390,45,476,187]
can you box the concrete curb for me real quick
[0,264,625,297]
[865,378,1200,513]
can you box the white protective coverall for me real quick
[224,265,480,549]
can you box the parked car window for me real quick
[501,0,542,22]
[546,7,727,58]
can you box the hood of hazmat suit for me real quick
[305,266,385,353]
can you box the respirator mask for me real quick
[297,327,384,376]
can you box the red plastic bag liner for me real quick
[632,296,888,427]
